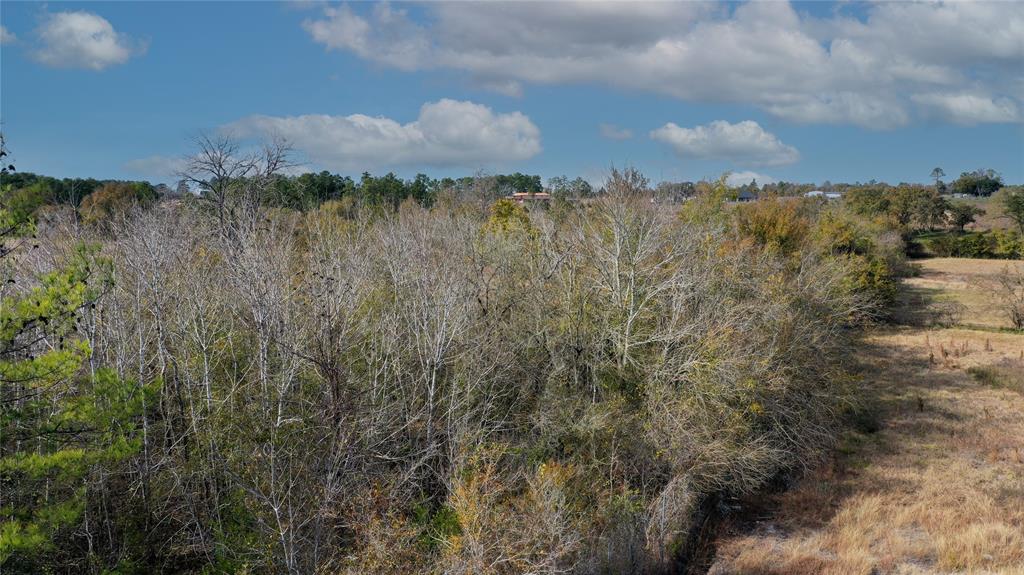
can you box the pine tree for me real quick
[0,140,154,571]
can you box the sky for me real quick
[1,1,1022,188]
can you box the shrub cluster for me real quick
[926,230,1024,259]
[736,198,904,318]
[3,170,900,574]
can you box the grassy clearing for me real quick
[708,258,1024,575]
[897,258,1024,330]
[709,328,1024,575]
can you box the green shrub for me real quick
[843,253,899,309]
[993,230,1024,259]
[808,209,904,318]
[735,198,810,256]
[924,231,1021,259]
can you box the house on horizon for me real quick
[805,190,843,200]
[508,191,551,205]
[737,189,758,202]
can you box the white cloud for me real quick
[123,155,188,178]
[911,93,1019,125]
[761,92,910,130]
[1,25,16,44]
[599,123,633,141]
[303,4,428,71]
[34,11,142,70]
[303,1,1024,128]
[650,120,799,167]
[224,99,541,171]
[726,171,776,187]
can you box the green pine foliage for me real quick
[1,186,153,571]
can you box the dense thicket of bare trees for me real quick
[6,166,902,574]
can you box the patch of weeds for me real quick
[910,456,931,470]
[412,502,462,552]
[835,429,883,470]
[967,365,1024,394]
[831,401,886,469]
[847,403,883,434]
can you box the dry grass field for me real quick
[708,260,1024,575]
[899,258,1024,330]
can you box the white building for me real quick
[806,190,842,200]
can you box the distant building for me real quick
[805,190,842,200]
[174,179,208,196]
[508,191,551,204]
[737,190,758,202]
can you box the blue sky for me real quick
[1,1,1022,187]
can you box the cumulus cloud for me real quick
[599,123,633,141]
[303,4,428,71]
[123,155,187,178]
[726,170,776,187]
[302,1,1024,128]
[34,11,143,70]
[650,120,799,167]
[1,25,16,44]
[224,99,541,171]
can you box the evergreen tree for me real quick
[0,141,153,571]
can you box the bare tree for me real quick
[181,134,293,235]
[996,265,1024,330]
[13,162,893,574]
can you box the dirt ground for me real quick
[707,260,1024,575]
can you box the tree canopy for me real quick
[997,186,1024,233]
[951,169,1003,196]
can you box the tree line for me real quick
[1,136,596,223]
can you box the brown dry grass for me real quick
[708,263,1024,575]
[899,258,1024,330]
